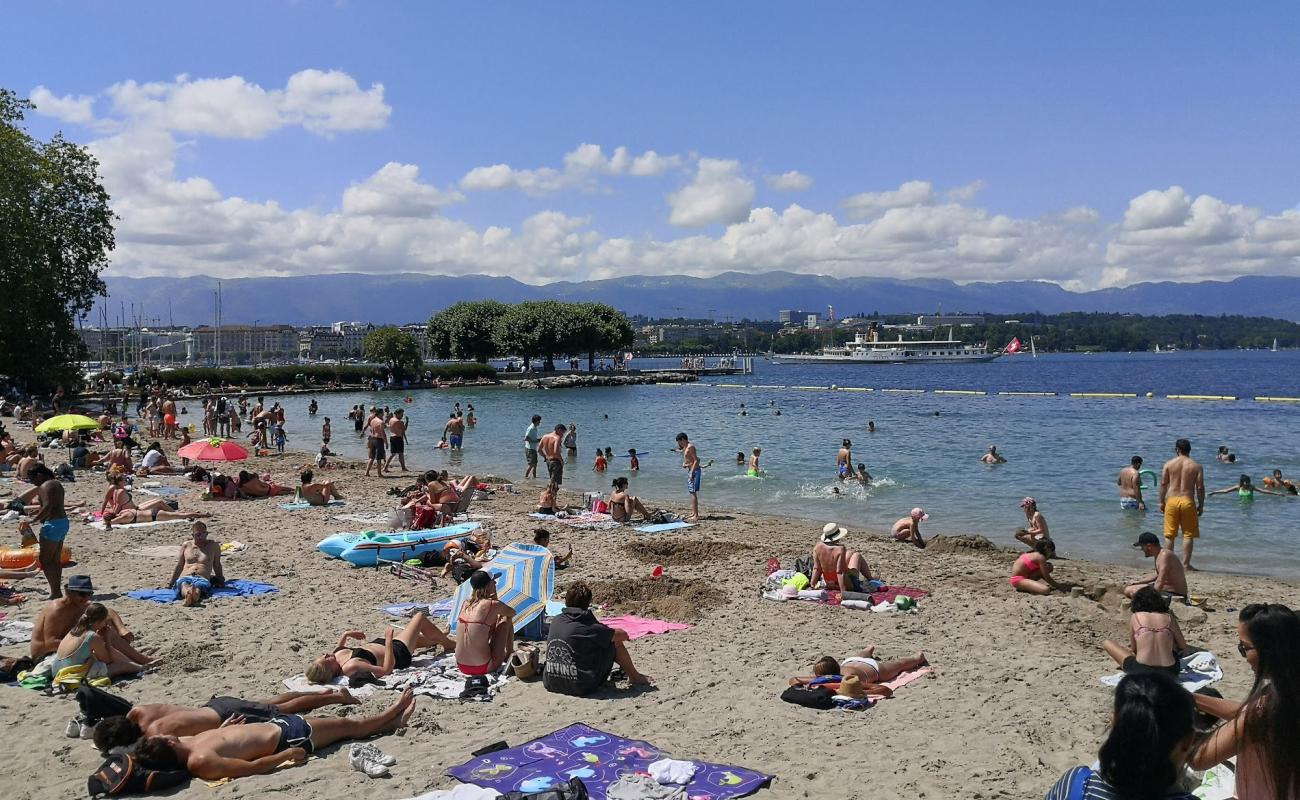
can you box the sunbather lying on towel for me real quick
[93,689,361,751]
[306,612,455,686]
[788,647,928,697]
[134,688,416,780]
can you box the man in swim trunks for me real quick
[1118,455,1147,511]
[23,464,68,599]
[1124,531,1188,600]
[836,439,852,480]
[93,689,361,750]
[676,432,701,523]
[523,414,542,478]
[442,411,465,452]
[365,407,386,478]
[538,424,566,486]
[168,522,225,607]
[788,647,928,697]
[383,408,408,471]
[134,688,416,780]
[1159,438,1205,570]
[811,523,874,590]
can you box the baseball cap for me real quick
[1133,532,1160,548]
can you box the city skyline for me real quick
[10,2,1300,290]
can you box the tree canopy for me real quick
[426,300,508,363]
[0,89,115,393]
[362,326,423,376]
[429,300,636,370]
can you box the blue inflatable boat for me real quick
[317,522,482,567]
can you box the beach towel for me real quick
[126,579,278,604]
[867,586,930,605]
[634,521,695,533]
[379,653,509,701]
[137,486,187,498]
[529,511,622,530]
[447,722,772,800]
[0,619,34,646]
[397,786,499,800]
[546,599,566,617]
[601,616,693,640]
[871,667,933,697]
[1100,651,1223,692]
[90,518,189,531]
[283,673,378,698]
[379,598,456,619]
[279,500,346,510]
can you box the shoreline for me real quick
[1,435,1297,799]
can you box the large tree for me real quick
[0,89,115,393]
[362,326,423,377]
[427,300,507,363]
[565,302,635,370]
[495,300,570,371]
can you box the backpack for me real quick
[500,777,590,800]
[780,685,835,710]
[87,752,188,798]
[76,684,133,725]
[793,556,814,580]
[450,560,477,584]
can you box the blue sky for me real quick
[7,1,1300,287]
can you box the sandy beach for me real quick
[2,436,1296,800]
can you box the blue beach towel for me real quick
[126,579,279,603]
[634,521,695,533]
[279,500,346,510]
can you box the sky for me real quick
[6,1,1300,289]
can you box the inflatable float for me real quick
[0,545,74,569]
[317,522,481,567]
[1139,469,1158,489]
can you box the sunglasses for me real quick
[1237,641,1256,658]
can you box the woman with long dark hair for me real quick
[1192,603,1300,800]
[1046,672,1198,799]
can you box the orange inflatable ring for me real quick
[1262,477,1278,488]
[0,545,74,570]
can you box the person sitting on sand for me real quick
[608,476,652,523]
[307,612,455,686]
[1124,531,1188,600]
[99,470,210,530]
[1102,586,1187,678]
[891,507,928,548]
[1208,473,1294,501]
[95,690,360,750]
[811,523,874,591]
[1190,603,1300,799]
[1014,497,1049,548]
[533,528,572,568]
[30,576,149,663]
[138,442,187,475]
[134,688,417,781]
[455,570,515,677]
[69,436,105,470]
[235,471,292,499]
[168,521,225,607]
[981,445,1006,465]
[788,647,927,697]
[104,441,132,473]
[1046,672,1200,800]
[298,469,344,506]
[537,480,561,515]
[52,602,151,679]
[1009,539,1065,595]
[544,580,652,695]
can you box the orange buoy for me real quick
[0,545,74,570]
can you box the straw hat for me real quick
[821,522,847,544]
[837,674,868,699]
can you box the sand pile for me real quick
[586,576,725,621]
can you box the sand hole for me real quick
[586,576,725,621]
[621,538,755,566]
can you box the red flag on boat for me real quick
[1003,337,1023,354]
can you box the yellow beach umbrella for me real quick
[34,414,102,433]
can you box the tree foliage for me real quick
[426,300,507,362]
[362,326,423,375]
[0,89,115,393]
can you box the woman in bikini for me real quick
[1014,497,1050,549]
[608,476,652,523]
[455,570,515,677]
[1009,538,1065,595]
[235,471,292,499]
[52,602,151,679]
[1102,586,1187,676]
[788,647,928,697]
[305,611,455,686]
[99,471,209,529]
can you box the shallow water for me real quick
[255,350,1300,579]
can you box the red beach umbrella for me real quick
[178,438,249,462]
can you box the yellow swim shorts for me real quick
[1163,496,1199,540]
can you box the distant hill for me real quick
[90,272,1300,326]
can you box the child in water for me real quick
[628,449,640,471]
[274,424,287,454]
[593,449,607,472]
[604,446,613,462]
[748,448,763,477]
[736,451,745,466]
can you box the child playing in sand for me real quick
[533,528,572,568]
[593,449,607,472]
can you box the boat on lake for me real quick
[771,328,1001,365]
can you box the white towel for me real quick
[282,674,377,698]
[90,518,189,531]
[648,758,698,785]
[283,653,508,701]
[1100,651,1223,692]
[0,620,34,646]
[397,786,499,800]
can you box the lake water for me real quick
[259,350,1300,579]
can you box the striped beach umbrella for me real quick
[448,543,554,635]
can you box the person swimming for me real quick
[1208,474,1293,501]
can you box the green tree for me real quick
[567,302,634,370]
[427,300,507,363]
[363,326,423,376]
[0,89,115,393]
[495,300,569,371]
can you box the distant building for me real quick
[779,309,819,327]
[191,325,299,363]
[643,325,720,345]
[803,315,821,329]
[917,314,985,327]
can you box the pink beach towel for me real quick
[868,586,930,605]
[869,667,933,698]
[601,615,694,640]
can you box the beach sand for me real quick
[1,439,1296,800]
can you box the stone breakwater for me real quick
[513,372,697,389]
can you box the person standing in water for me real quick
[676,432,701,523]
[836,439,852,481]
[1159,438,1205,571]
[1118,455,1147,511]
[748,448,762,477]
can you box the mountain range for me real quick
[89,272,1300,326]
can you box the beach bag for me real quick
[87,752,188,798]
[793,556,814,580]
[450,560,478,584]
[500,777,590,800]
[76,684,133,725]
[780,685,835,710]
[508,644,541,680]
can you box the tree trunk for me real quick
[587,351,595,371]
[544,354,555,371]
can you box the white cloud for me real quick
[945,179,985,202]
[765,170,813,192]
[842,179,935,218]
[666,158,755,227]
[28,86,97,125]
[460,143,683,195]
[1122,186,1192,231]
[341,163,464,217]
